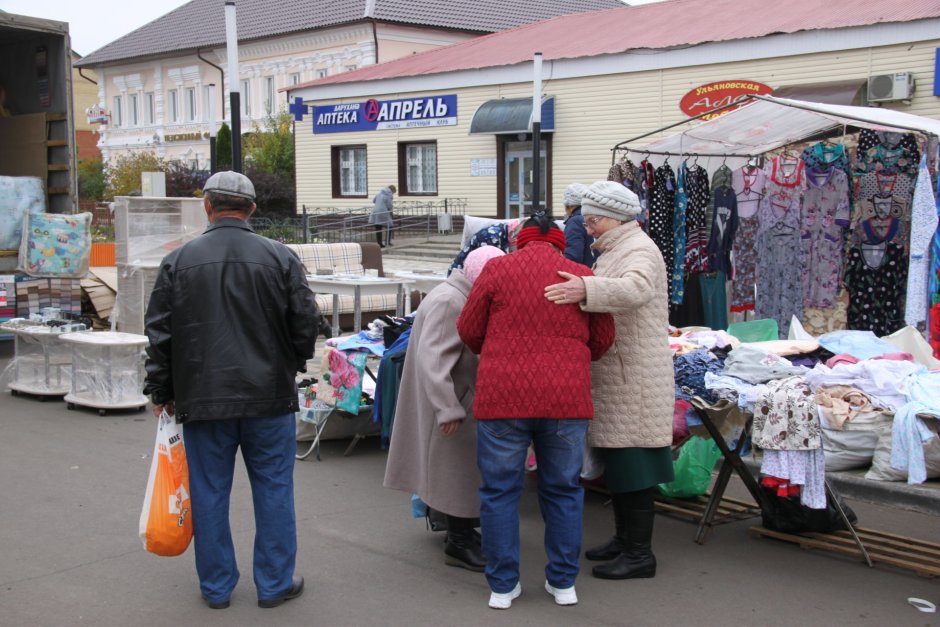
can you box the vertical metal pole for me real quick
[302,206,308,243]
[225,1,242,173]
[531,52,543,217]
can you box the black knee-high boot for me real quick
[444,515,486,572]
[374,225,385,248]
[585,496,627,561]
[592,488,657,580]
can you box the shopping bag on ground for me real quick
[139,410,193,556]
[657,435,721,498]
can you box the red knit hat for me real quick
[515,226,566,251]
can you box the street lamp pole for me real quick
[225,1,242,172]
[531,52,542,217]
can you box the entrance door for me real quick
[505,143,546,219]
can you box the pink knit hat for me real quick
[463,245,505,284]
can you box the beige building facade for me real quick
[291,20,940,217]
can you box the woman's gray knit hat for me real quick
[563,183,588,207]
[581,180,641,221]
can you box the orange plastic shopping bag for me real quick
[139,410,193,556]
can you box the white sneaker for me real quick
[488,582,522,609]
[545,581,578,606]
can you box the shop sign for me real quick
[679,80,774,120]
[85,105,110,124]
[164,132,210,142]
[313,95,457,134]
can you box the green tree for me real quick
[77,157,106,201]
[105,151,167,198]
[216,122,232,171]
[243,109,294,177]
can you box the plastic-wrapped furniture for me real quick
[1,322,72,397]
[59,331,149,415]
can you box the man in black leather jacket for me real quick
[143,171,319,610]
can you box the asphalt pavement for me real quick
[2,334,940,626]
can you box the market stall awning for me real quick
[469,96,555,134]
[623,95,940,159]
[771,79,868,106]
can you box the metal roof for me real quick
[292,0,940,89]
[75,0,624,67]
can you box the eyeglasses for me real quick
[585,216,605,227]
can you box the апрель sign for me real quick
[313,95,457,134]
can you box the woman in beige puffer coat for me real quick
[544,180,675,582]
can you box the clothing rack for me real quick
[613,147,758,159]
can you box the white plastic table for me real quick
[1,323,72,397]
[306,274,414,338]
[58,331,150,415]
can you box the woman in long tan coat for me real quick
[545,180,675,582]
[384,246,504,572]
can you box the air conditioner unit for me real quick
[867,72,915,102]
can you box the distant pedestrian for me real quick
[143,171,320,610]
[370,184,396,248]
[561,183,597,268]
[457,212,614,610]
[384,245,505,573]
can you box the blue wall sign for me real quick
[313,95,457,134]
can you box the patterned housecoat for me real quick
[800,167,850,308]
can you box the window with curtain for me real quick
[265,76,275,115]
[240,79,251,117]
[168,89,179,123]
[144,92,155,125]
[112,95,122,127]
[186,87,197,121]
[331,145,368,197]
[399,141,438,195]
[129,93,139,126]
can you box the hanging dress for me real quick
[683,164,711,275]
[905,155,940,330]
[730,165,765,312]
[755,222,803,338]
[671,162,690,304]
[843,218,908,337]
[801,167,849,309]
[649,163,676,293]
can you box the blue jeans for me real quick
[476,418,588,593]
[183,414,297,604]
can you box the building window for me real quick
[240,79,251,117]
[317,69,329,79]
[264,76,275,115]
[112,95,122,127]
[129,93,139,126]
[185,87,197,121]
[290,72,300,86]
[168,89,179,123]
[331,145,367,197]
[202,85,213,122]
[144,92,155,125]
[344,65,357,73]
[398,141,438,195]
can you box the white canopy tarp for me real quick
[628,95,940,161]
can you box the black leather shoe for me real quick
[444,535,486,572]
[202,596,230,610]
[258,575,305,608]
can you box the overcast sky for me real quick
[0,0,662,58]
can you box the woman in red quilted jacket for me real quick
[456,212,614,610]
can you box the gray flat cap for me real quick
[203,171,256,200]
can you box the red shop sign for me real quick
[679,80,774,120]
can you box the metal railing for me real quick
[250,198,467,244]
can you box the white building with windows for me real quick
[73,0,624,169]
